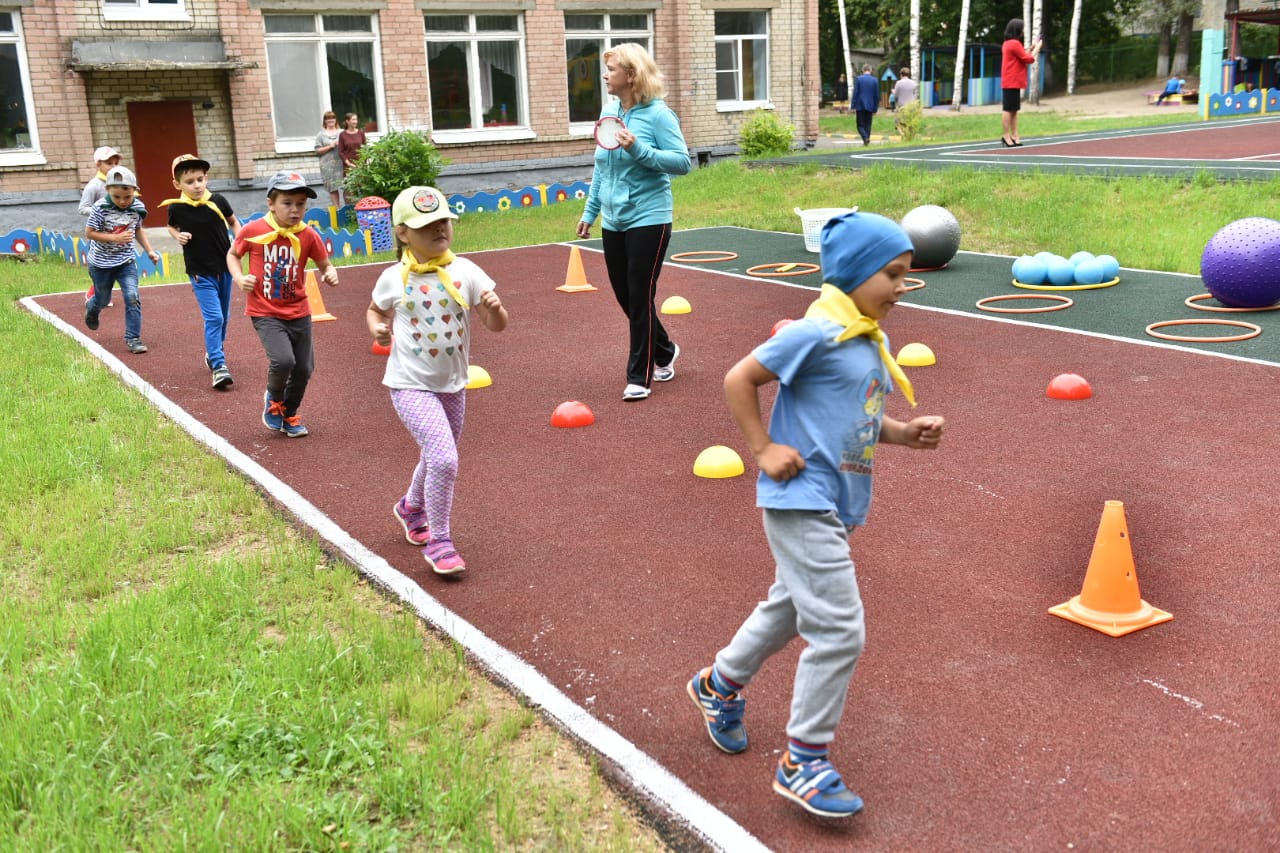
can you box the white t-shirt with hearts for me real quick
[371,255,496,393]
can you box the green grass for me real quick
[4,110,1280,848]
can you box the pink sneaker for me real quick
[423,538,466,575]
[393,498,430,545]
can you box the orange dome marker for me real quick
[551,400,595,428]
[1049,501,1172,637]
[1046,373,1092,400]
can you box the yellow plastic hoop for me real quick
[1145,318,1261,343]
[746,262,821,278]
[976,294,1074,314]
[1012,276,1120,291]
[1184,293,1280,313]
[670,250,739,263]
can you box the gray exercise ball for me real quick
[900,204,961,269]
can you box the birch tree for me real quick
[1067,0,1082,94]
[952,0,972,110]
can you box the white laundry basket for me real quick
[795,206,857,253]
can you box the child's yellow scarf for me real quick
[400,248,467,309]
[244,212,307,256]
[157,190,228,226]
[805,283,916,407]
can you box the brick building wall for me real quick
[1,0,818,200]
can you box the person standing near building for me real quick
[852,65,879,146]
[891,67,918,110]
[79,146,122,215]
[338,113,367,176]
[314,111,344,208]
[833,73,848,113]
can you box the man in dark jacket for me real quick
[852,65,879,146]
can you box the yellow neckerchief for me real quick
[400,247,467,309]
[804,283,916,407]
[157,190,228,226]
[95,170,108,181]
[244,212,306,256]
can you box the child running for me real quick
[687,211,945,819]
[162,154,242,389]
[227,171,338,437]
[83,165,159,353]
[365,186,509,575]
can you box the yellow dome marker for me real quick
[693,445,745,479]
[895,342,936,367]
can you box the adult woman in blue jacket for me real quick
[577,43,692,402]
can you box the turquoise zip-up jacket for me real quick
[582,98,691,231]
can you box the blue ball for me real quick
[1095,254,1120,279]
[1034,251,1057,266]
[1014,256,1048,284]
[1074,259,1105,284]
[1068,251,1095,267]
[1047,258,1076,286]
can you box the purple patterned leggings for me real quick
[390,388,466,541]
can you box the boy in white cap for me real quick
[228,171,338,438]
[83,166,160,354]
[687,211,945,819]
[78,146,123,215]
[365,187,508,575]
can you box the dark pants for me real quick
[855,109,874,144]
[601,223,677,387]
[251,315,314,416]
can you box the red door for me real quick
[126,101,199,227]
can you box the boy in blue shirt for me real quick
[688,211,945,819]
[83,166,160,354]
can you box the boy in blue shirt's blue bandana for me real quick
[84,166,160,354]
[688,211,946,819]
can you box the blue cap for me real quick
[819,211,914,293]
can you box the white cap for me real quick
[104,166,138,188]
[93,146,120,162]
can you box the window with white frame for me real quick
[102,0,188,23]
[424,14,526,133]
[263,14,382,147]
[0,11,36,154]
[564,13,651,125]
[715,11,769,105]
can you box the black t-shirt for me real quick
[167,193,236,276]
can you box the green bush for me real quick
[895,100,924,142]
[343,130,449,205]
[738,109,795,157]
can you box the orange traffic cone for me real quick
[557,245,598,293]
[305,269,336,322]
[1049,500,1172,637]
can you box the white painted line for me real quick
[19,293,770,853]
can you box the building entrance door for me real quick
[126,101,198,227]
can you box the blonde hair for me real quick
[322,110,338,124]
[603,43,665,103]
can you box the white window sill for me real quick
[103,9,192,23]
[0,150,46,167]
[716,100,774,113]
[432,127,537,145]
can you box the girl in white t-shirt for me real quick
[366,186,509,575]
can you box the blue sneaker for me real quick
[263,391,285,432]
[773,757,864,818]
[281,413,309,438]
[687,667,747,754]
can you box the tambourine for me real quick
[594,115,626,150]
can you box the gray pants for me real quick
[251,315,314,416]
[715,508,866,745]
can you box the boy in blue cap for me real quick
[687,211,945,818]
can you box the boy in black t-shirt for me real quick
[162,154,242,389]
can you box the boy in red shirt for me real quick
[227,171,339,437]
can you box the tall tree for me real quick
[952,0,973,109]
[1067,0,1082,93]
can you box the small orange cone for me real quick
[1049,500,1172,637]
[557,245,598,293]
[305,269,336,322]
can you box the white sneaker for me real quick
[622,383,651,401]
[654,343,680,382]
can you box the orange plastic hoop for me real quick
[1184,293,1280,313]
[976,294,1073,313]
[910,264,948,272]
[903,277,926,292]
[746,262,821,278]
[670,250,739,263]
[1145,318,1261,342]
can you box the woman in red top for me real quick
[1000,19,1042,147]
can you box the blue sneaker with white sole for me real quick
[687,667,747,754]
[773,756,864,818]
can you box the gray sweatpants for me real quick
[714,508,866,745]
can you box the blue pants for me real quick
[190,272,233,368]
[715,509,867,745]
[87,260,141,343]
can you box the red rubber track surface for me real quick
[33,244,1280,850]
